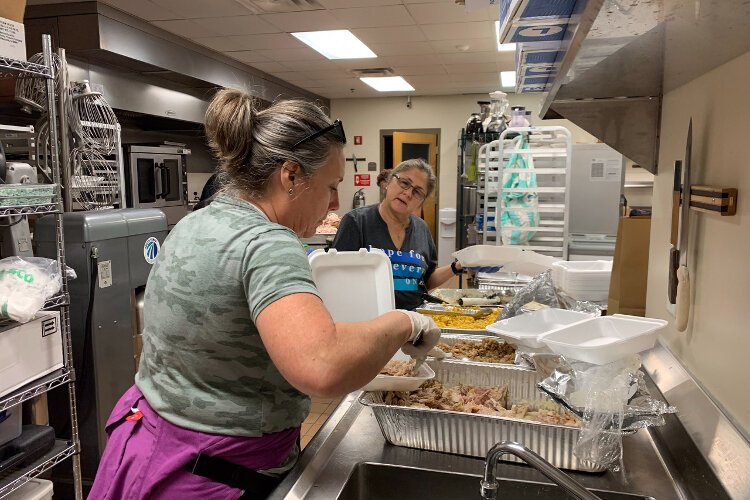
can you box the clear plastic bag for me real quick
[0,256,77,323]
[531,354,677,471]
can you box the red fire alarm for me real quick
[354,136,363,145]
[354,174,370,186]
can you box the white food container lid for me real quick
[485,308,594,348]
[541,314,668,365]
[361,349,435,392]
[309,248,394,322]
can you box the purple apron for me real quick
[88,384,300,500]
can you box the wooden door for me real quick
[393,131,439,239]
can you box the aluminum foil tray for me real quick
[439,327,490,335]
[360,360,606,472]
[436,334,516,366]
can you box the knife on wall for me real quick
[667,160,682,304]
[675,120,692,332]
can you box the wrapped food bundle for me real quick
[0,256,77,323]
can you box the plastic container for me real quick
[541,314,668,365]
[308,248,394,322]
[4,478,53,500]
[0,407,22,446]
[453,245,521,268]
[362,349,435,392]
[486,308,593,348]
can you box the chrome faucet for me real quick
[480,441,602,500]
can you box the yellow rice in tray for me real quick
[430,306,501,330]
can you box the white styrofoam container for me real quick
[0,407,22,446]
[561,288,609,302]
[0,312,63,398]
[453,245,522,267]
[309,248,394,322]
[4,478,54,500]
[485,308,594,348]
[362,349,435,392]
[541,314,668,365]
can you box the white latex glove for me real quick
[396,310,441,359]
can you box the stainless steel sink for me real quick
[337,463,655,500]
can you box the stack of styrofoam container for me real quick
[551,260,612,301]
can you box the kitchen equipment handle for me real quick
[675,265,690,332]
[162,165,171,199]
[156,163,168,199]
[667,247,679,304]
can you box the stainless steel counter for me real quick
[270,366,730,500]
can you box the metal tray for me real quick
[360,360,607,472]
[436,334,517,366]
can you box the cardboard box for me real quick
[0,0,27,61]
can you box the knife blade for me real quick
[675,120,692,332]
[668,160,682,304]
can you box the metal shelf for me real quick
[0,293,70,329]
[0,368,72,412]
[0,202,61,218]
[0,57,52,79]
[0,440,76,498]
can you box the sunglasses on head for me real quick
[291,119,347,151]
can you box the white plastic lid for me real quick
[308,248,394,322]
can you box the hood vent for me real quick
[349,68,394,78]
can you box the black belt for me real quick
[189,453,285,499]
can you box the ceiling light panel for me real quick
[292,30,377,59]
[500,70,517,88]
[360,76,415,92]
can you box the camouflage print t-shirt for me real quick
[135,193,318,436]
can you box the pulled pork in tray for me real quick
[380,359,417,376]
[437,338,516,364]
[383,380,581,427]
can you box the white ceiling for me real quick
[29,0,512,99]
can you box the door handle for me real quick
[162,166,171,199]
[155,164,168,199]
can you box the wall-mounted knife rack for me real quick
[689,185,738,216]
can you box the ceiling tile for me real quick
[401,0,446,3]
[249,61,291,73]
[301,69,355,80]
[448,72,501,84]
[256,48,325,62]
[421,21,495,41]
[353,26,428,43]
[151,0,252,19]
[194,37,240,52]
[259,10,347,32]
[280,59,341,72]
[429,37,496,53]
[444,62,501,74]
[405,2,489,24]
[329,58,390,71]
[151,19,221,38]
[383,54,442,66]
[197,15,279,36]
[102,0,179,21]
[318,0,401,7]
[226,33,302,50]
[330,5,415,28]
[367,41,436,56]
[392,65,448,76]
[226,51,272,64]
[437,51,506,64]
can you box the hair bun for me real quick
[204,88,256,178]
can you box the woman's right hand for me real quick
[396,310,441,358]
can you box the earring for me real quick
[288,188,294,196]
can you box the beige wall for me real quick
[646,50,750,437]
[330,93,597,216]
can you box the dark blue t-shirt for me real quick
[332,204,437,310]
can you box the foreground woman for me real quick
[88,89,440,500]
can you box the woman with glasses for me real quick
[88,89,440,500]
[333,159,463,310]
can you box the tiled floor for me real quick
[301,396,342,449]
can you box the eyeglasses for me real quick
[392,173,427,201]
[291,119,347,151]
